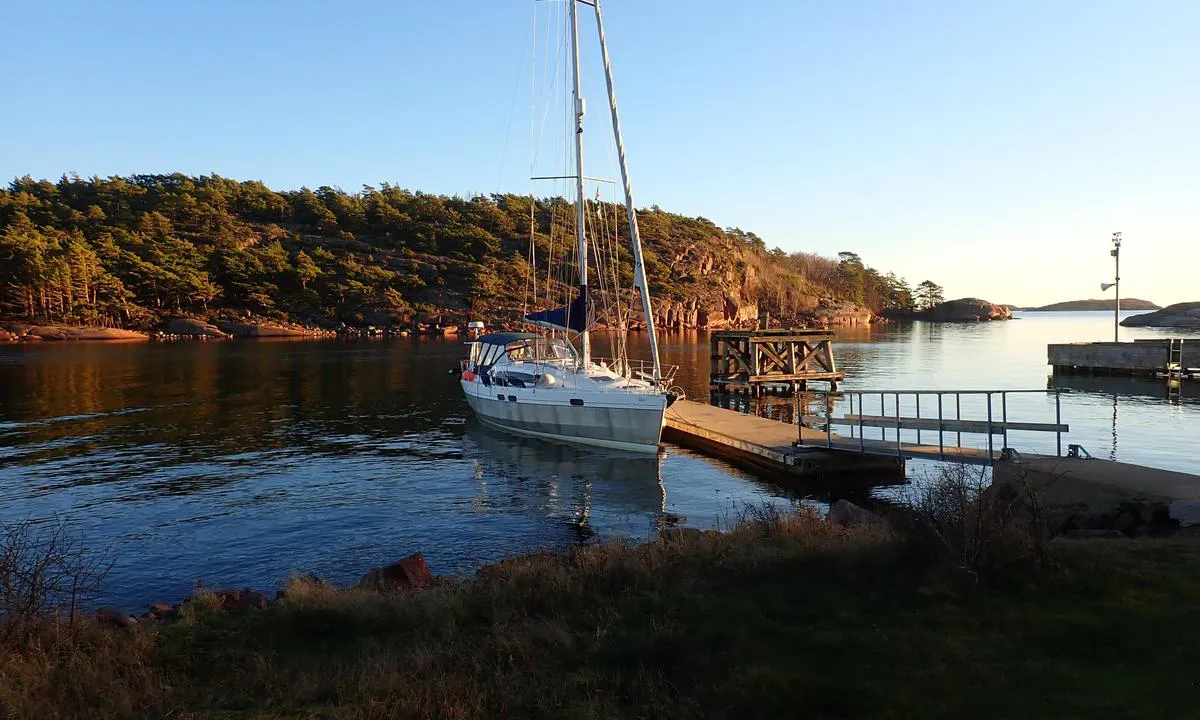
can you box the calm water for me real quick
[1,311,1197,608]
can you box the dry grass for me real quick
[0,518,112,647]
[2,500,1200,719]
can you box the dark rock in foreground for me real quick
[359,553,434,591]
[1120,302,1200,329]
[826,499,886,529]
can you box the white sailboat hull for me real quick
[462,379,667,454]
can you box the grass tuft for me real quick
[2,500,1199,719]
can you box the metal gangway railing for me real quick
[796,389,1068,465]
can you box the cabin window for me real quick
[570,398,585,406]
[508,395,517,402]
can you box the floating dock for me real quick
[665,396,1200,512]
[667,392,1058,477]
[664,399,903,485]
[1049,339,1195,380]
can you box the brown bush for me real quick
[889,464,1052,579]
[0,518,112,647]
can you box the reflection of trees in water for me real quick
[463,422,666,543]
[0,341,469,491]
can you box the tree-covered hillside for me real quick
[0,174,936,330]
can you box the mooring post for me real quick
[894,392,901,455]
[937,392,944,459]
[1001,392,1008,450]
[880,392,886,441]
[986,392,994,464]
[825,392,833,448]
[915,393,922,445]
[858,392,865,452]
[848,393,855,438]
[1055,391,1063,457]
[956,394,962,448]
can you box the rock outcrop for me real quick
[214,321,326,338]
[883,298,1012,323]
[164,317,230,338]
[932,298,1012,322]
[17,326,148,341]
[806,299,875,327]
[1120,302,1200,329]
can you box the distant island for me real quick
[880,298,1011,323]
[1019,299,1160,312]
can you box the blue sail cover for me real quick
[524,286,595,333]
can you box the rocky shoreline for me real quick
[95,486,1199,626]
[8,487,1200,717]
[1,303,886,344]
[0,294,1024,345]
[0,325,150,341]
[1119,301,1200,329]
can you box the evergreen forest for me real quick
[0,174,943,329]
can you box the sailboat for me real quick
[459,0,677,454]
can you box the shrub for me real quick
[0,518,112,646]
[889,464,1051,579]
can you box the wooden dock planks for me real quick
[666,400,1200,504]
[664,399,904,482]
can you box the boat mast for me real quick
[593,0,662,383]
[568,0,590,368]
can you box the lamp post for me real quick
[1110,232,1121,342]
[1100,232,1122,342]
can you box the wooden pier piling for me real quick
[709,329,844,396]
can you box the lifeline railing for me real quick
[796,389,1068,464]
[593,357,679,386]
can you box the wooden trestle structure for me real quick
[709,329,844,396]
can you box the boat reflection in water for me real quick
[462,420,668,543]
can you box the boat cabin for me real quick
[466,333,580,388]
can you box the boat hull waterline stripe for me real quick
[464,384,666,454]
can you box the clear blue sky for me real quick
[2,1,1196,306]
